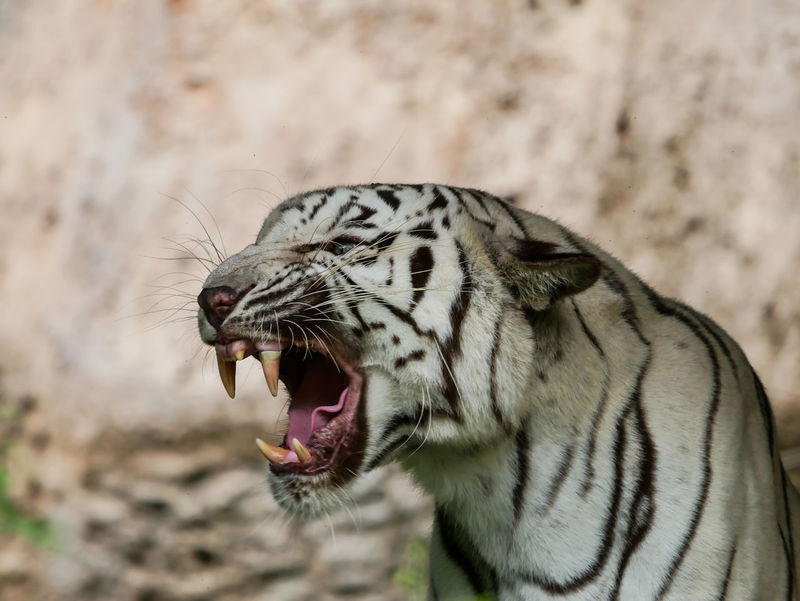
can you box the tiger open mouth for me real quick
[214,338,365,479]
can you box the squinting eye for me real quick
[329,237,359,256]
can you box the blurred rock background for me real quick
[0,1,798,599]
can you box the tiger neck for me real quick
[403,300,645,575]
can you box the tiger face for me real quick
[197,184,599,517]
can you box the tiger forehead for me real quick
[256,185,449,243]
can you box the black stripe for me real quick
[369,407,457,471]
[327,196,358,231]
[349,203,377,226]
[246,285,329,324]
[443,187,496,230]
[463,189,493,222]
[408,221,438,240]
[522,307,563,365]
[409,246,433,308]
[610,371,656,600]
[329,272,370,338]
[436,507,498,594]
[780,527,794,601]
[366,434,411,471]
[394,349,426,369]
[715,543,736,601]
[373,231,399,253]
[514,404,629,592]
[427,186,448,212]
[644,292,721,601]
[571,301,603,354]
[559,230,650,348]
[385,256,394,286]
[539,442,576,514]
[690,307,739,380]
[376,188,400,211]
[571,300,610,496]
[606,260,657,597]
[513,229,654,593]
[245,288,291,310]
[653,292,741,386]
[332,261,435,340]
[754,373,776,459]
[561,223,647,343]
[375,412,425,442]
[439,241,472,417]
[494,196,529,238]
[367,412,432,471]
[379,296,432,338]
[307,194,328,220]
[243,269,299,308]
[348,304,369,338]
[489,316,513,434]
[781,466,796,600]
[512,426,530,525]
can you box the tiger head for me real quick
[196,184,600,517]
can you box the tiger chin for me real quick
[197,184,800,601]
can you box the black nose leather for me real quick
[197,285,242,330]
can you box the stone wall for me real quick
[0,1,798,600]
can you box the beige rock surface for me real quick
[0,1,798,599]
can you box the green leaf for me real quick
[0,466,57,549]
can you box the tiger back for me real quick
[196,184,799,600]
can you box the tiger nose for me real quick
[197,285,245,330]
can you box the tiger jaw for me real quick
[212,336,366,481]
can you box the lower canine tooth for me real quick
[216,354,236,399]
[259,351,281,397]
[292,438,311,463]
[255,438,289,464]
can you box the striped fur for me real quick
[197,184,800,600]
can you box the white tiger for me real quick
[196,184,799,600]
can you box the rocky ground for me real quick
[0,1,798,600]
[0,390,431,601]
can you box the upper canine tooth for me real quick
[216,354,236,399]
[259,351,281,397]
[255,438,289,464]
[233,349,246,361]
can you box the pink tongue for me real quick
[286,354,349,449]
[285,388,348,463]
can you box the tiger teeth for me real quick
[216,354,236,399]
[227,340,250,361]
[255,438,289,463]
[292,438,311,463]
[259,351,281,397]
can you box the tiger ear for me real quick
[491,238,602,311]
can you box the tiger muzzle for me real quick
[197,284,254,332]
